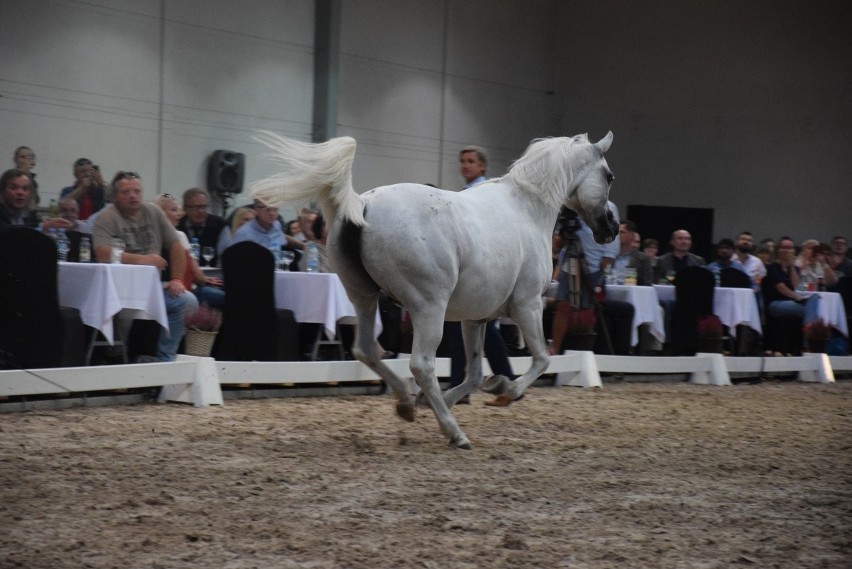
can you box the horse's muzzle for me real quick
[592,210,619,244]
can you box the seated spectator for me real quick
[759,237,776,261]
[297,213,333,273]
[763,236,820,325]
[641,238,659,267]
[60,158,106,220]
[283,218,306,251]
[755,244,773,266]
[832,235,851,262]
[92,171,198,362]
[177,188,228,267]
[294,207,318,242]
[229,200,286,251]
[612,220,654,285]
[654,229,706,283]
[732,231,767,284]
[13,146,39,205]
[707,238,749,277]
[796,239,838,289]
[154,193,224,310]
[0,169,72,232]
[57,197,88,232]
[216,205,255,256]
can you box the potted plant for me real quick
[803,319,831,353]
[562,307,598,351]
[696,314,724,353]
[183,303,222,357]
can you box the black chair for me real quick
[719,267,752,289]
[671,266,715,356]
[212,241,299,361]
[0,228,65,369]
[719,267,758,355]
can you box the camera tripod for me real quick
[555,229,615,355]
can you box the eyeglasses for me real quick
[18,153,36,160]
[162,193,174,199]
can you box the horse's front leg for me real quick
[348,296,416,422]
[409,311,471,449]
[442,320,486,405]
[485,300,550,405]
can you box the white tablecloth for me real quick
[274,271,382,340]
[804,291,848,336]
[58,262,169,343]
[606,285,666,345]
[654,284,762,337]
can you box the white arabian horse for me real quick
[253,132,617,449]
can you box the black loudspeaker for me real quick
[207,150,245,194]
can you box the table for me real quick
[273,271,382,340]
[58,262,169,343]
[802,290,848,336]
[654,284,762,337]
[606,285,666,346]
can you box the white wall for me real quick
[1,0,314,217]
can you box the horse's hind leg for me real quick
[409,310,471,449]
[442,320,486,405]
[348,295,416,421]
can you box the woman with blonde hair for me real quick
[796,238,838,290]
[154,193,224,308]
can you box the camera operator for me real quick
[550,201,636,356]
[60,158,106,220]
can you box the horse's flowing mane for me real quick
[503,134,589,210]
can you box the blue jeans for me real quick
[195,285,225,310]
[157,290,199,361]
[768,295,820,324]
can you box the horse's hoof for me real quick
[396,402,416,422]
[484,394,515,407]
[481,374,510,395]
[449,436,472,450]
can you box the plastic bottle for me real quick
[190,237,201,262]
[79,236,91,263]
[56,228,69,262]
[48,198,58,218]
[305,242,320,273]
[711,266,721,286]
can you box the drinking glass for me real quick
[624,267,638,286]
[665,270,676,285]
[201,246,215,265]
[280,250,295,270]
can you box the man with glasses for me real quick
[177,188,228,267]
[92,171,199,362]
[228,200,286,250]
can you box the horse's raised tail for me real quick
[251,131,366,226]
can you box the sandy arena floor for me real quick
[1,380,851,568]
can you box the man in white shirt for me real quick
[733,231,767,284]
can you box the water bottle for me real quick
[190,237,201,262]
[306,242,320,273]
[79,236,91,263]
[712,266,721,286]
[56,228,69,262]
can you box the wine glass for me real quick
[201,246,215,265]
[280,250,295,270]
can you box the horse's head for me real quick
[566,132,618,244]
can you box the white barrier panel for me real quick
[0,358,222,407]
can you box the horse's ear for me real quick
[595,131,614,153]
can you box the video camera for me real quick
[556,206,582,239]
